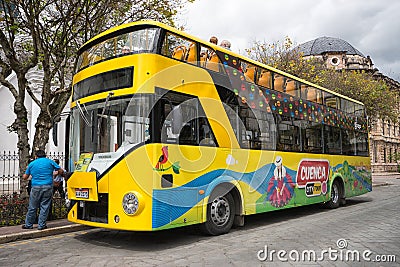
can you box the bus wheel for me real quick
[200,191,235,235]
[326,180,341,209]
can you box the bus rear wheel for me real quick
[326,180,342,209]
[200,190,235,235]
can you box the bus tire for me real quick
[200,190,235,235]
[326,180,341,209]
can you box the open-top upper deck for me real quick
[76,20,364,106]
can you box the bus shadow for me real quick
[75,225,206,251]
[74,197,372,251]
[238,197,372,231]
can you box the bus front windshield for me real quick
[76,27,159,71]
[70,96,152,164]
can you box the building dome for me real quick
[297,36,364,57]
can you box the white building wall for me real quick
[0,69,70,155]
[0,72,19,152]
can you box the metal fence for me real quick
[0,151,65,195]
[0,151,19,195]
[0,151,67,226]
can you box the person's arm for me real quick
[53,160,64,176]
[23,164,31,180]
[57,168,64,176]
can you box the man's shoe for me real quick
[38,225,47,230]
[21,225,33,229]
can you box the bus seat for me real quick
[258,71,271,88]
[286,80,296,96]
[307,88,317,102]
[186,43,196,63]
[300,85,308,99]
[245,66,256,82]
[172,45,187,61]
[206,53,220,72]
[274,75,285,92]
[306,87,322,103]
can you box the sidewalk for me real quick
[0,173,398,244]
[372,172,400,187]
[0,219,89,244]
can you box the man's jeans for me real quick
[25,185,53,228]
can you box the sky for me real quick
[178,0,400,80]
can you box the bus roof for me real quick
[81,20,364,106]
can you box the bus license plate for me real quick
[75,188,89,199]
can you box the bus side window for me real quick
[323,125,341,154]
[274,74,285,92]
[172,45,187,60]
[257,70,272,88]
[285,79,298,97]
[307,87,322,104]
[277,116,300,152]
[157,91,217,147]
[323,91,339,109]
[186,42,197,63]
[301,85,322,104]
[342,129,355,155]
[303,122,322,153]
[207,53,221,72]
[355,131,369,156]
[341,98,355,114]
[244,64,256,82]
[162,32,195,63]
[198,118,217,146]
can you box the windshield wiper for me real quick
[97,91,114,137]
[76,101,92,127]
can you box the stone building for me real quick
[297,36,400,173]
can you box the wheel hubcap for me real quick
[210,196,230,226]
[331,184,339,204]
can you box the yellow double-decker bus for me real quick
[67,20,371,235]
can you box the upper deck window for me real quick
[161,32,197,64]
[76,27,159,71]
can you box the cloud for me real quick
[179,0,400,78]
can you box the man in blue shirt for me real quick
[22,150,63,230]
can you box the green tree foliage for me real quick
[0,0,194,196]
[314,69,399,122]
[246,38,399,122]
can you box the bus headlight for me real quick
[122,192,139,215]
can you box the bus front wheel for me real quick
[200,190,235,235]
[326,180,342,209]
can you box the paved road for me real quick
[0,178,399,266]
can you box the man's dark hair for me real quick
[35,150,46,158]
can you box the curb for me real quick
[372,182,391,188]
[0,224,90,244]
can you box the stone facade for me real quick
[370,107,400,173]
[298,37,400,173]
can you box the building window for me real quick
[331,57,340,66]
[373,144,378,163]
[383,147,386,163]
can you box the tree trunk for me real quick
[32,110,52,152]
[14,79,30,199]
